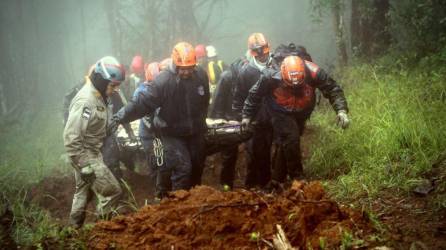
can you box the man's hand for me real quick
[241,118,252,132]
[336,110,350,129]
[128,130,137,143]
[107,116,120,136]
[80,165,96,183]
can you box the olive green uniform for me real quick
[63,79,122,227]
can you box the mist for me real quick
[0,0,335,118]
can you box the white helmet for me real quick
[206,45,217,58]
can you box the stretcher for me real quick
[116,119,252,156]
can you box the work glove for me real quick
[241,118,252,132]
[107,116,120,136]
[128,130,137,143]
[336,110,350,129]
[80,165,96,184]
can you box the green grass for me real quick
[306,57,446,200]
[0,109,70,246]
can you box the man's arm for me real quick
[114,80,161,125]
[209,70,232,119]
[313,68,348,113]
[242,72,273,119]
[63,100,92,169]
[232,71,249,120]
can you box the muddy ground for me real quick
[27,128,446,249]
[89,181,374,249]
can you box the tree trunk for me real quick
[350,0,390,59]
[331,0,348,67]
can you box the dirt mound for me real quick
[89,181,374,249]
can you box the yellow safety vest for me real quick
[208,60,224,85]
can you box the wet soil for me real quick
[89,181,374,249]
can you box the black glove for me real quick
[107,116,120,136]
[80,165,96,183]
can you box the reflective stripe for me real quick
[217,60,224,71]
[208,60,224,85]
[208,61,216,84]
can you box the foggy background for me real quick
[0,0,335,123]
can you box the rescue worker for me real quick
[195,44,208,68]
[62,66,135,179]
[109,42,210,196]
[209,55,249,189]
[242,56,350,184]
[233,33,274,188]
[132,62,169,198]
[63,56,125,229]
[206,45,227,96]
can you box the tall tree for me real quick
[351,0,390,58]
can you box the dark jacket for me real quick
[209,57,248,120]
[232,61,266,120]
[243,61,348,119]
[115,65,210,137]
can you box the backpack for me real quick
[273,43,313,65]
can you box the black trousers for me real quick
[245,106,273,188]
[219,146,238,188]
[269,107,307,182]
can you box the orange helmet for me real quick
[145,62,160,82]
[159,58,172,71]
[171,42,196,67]
[281,56,305,86]
[247,33,270,57]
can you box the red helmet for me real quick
[131,55,144,74]
[281,56,305,86]
[172,42,196,67]
[145,62,160,82]
[195,44,206,59]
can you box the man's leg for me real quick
[270,111,303,183]
[245,105,273,188]
[162,136,192,191]
[90,158,123,219]
[188,134,206,187]
[69,169,93,228]
[220,146,238,188]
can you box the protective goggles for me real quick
[250,45,270,57]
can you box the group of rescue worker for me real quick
[62,32,350,229]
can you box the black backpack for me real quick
[272,43,313,66]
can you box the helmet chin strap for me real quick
[90,72,109,103]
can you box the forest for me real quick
[0,0,445,249]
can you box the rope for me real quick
[153,137,164,167]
